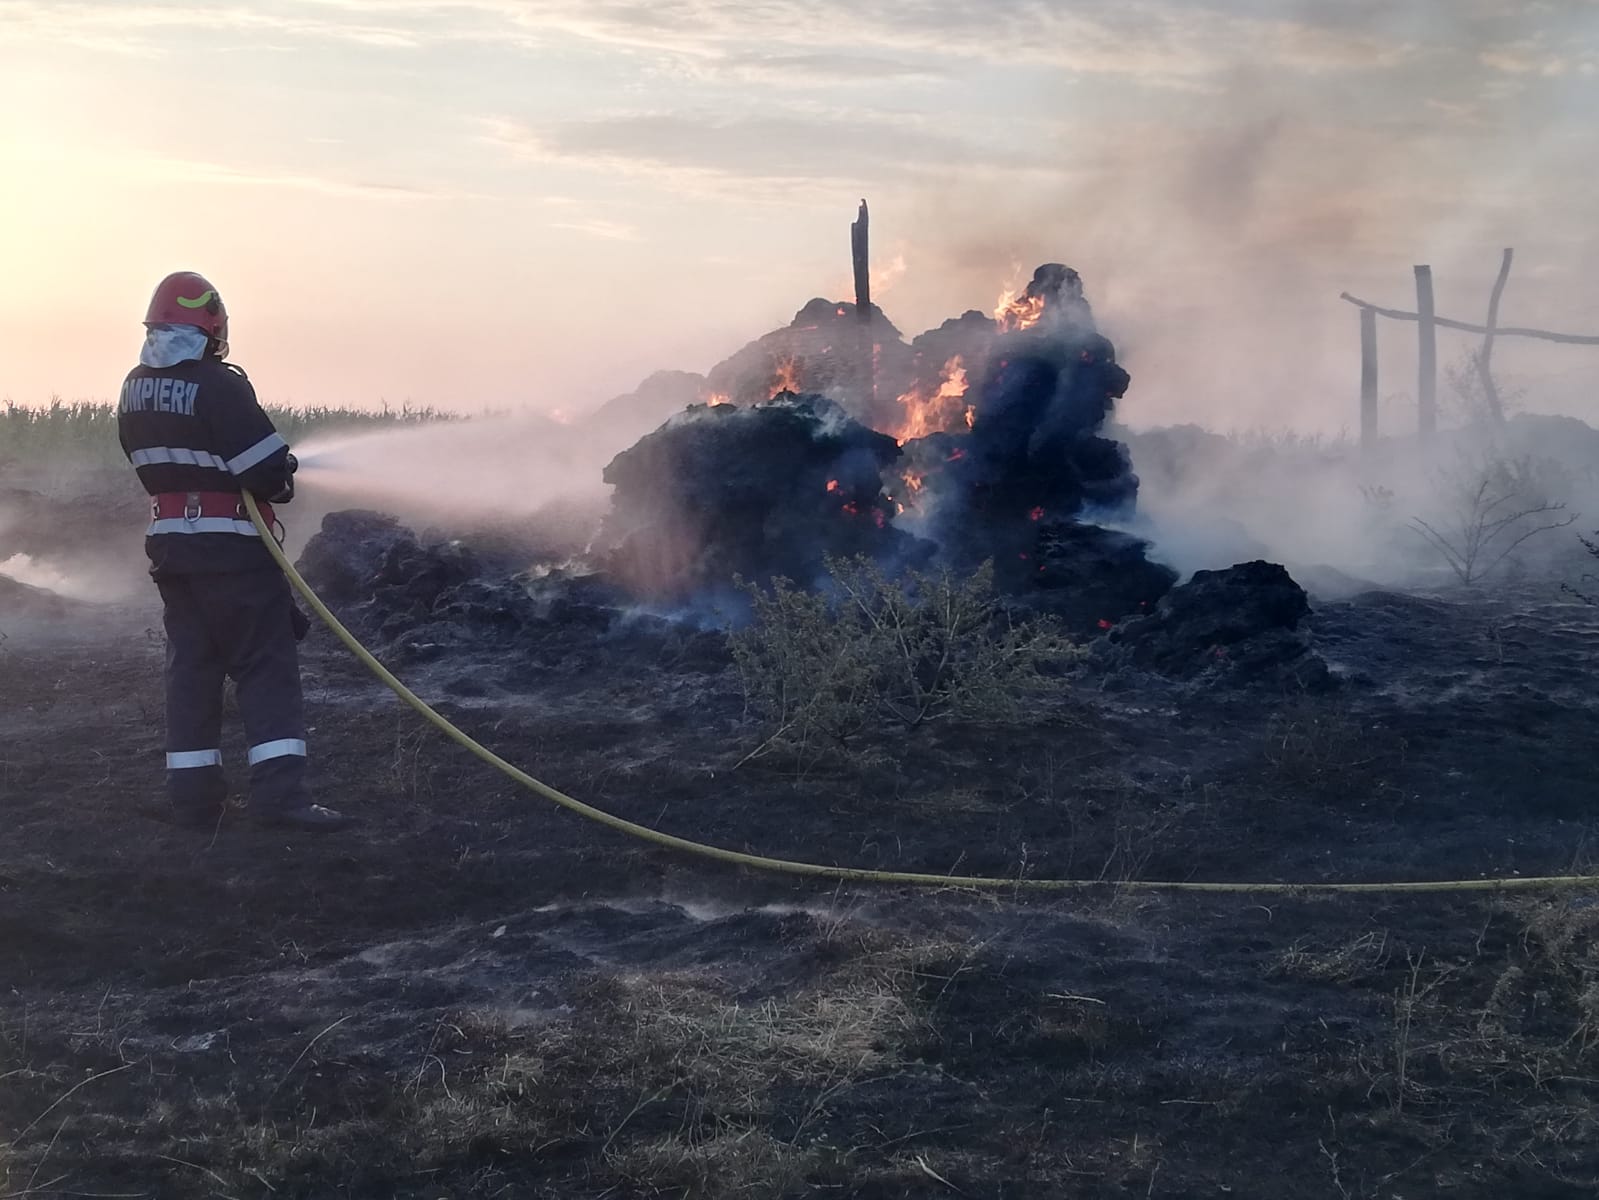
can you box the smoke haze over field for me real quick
[3,1,1598,435]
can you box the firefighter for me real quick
[117,271,351,832]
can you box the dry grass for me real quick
[619,1125,822,1197]
[1273,901,1599,1185]
[731,556,1079,764]
[1261,697,1408,803]
[73,931,943,1196]
[1271,930,1393,985]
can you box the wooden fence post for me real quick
[1415,264,1437,436]
[1360,306,1378,451]
[1477,248,1513,425]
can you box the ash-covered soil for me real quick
[4,577,1599,1198]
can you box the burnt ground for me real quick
[3,576,1599,1198]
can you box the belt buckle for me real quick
[183,491,202,522]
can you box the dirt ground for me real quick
[4,572,1599,1198]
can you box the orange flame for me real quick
[769,355,802,398]
[706,391,733,407]
[995,291,1046,333]
[890,355,969,444]
[826,479,840,492]
[903,470,924,494]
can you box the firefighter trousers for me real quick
[156,568,311,819]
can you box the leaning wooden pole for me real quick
[1476,247,1513,426]
[1415,264,1437,437]
[1339,292,1599,345]
[850,199,873,410]
[1360,306,1378,452]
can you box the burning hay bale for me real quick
[884,310,995,440]
[290,260,1322,688]
[945,264,1136,525]
[1099,560,1330,688]
[598,393,930,598]
[704,299,913,421]
[891,264,1164,623]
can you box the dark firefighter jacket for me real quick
[116,356,296,575]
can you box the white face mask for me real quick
[140,323,211,368]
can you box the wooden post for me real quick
[850,199,873,408]
[1414,264,1437,437]
[1476,247,1513,425]
[1360,306,1378,451]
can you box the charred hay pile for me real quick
[596,393,926,598]
[299,264,1325,686]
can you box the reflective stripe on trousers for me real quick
[248,738,307,765]
[167,749,222,769]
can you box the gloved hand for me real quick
[269,452,298,504]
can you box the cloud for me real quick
[476,0,1424,83]
[550,217,640,240]
[146,157,478,200]
[4,0,1433,87]
[1479,44,1597,76]
[714,51,950,86]
[0,0,424,53]
[481,110,1049,196]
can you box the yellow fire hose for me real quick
[245,492,1598,895]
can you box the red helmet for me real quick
[145,271,228,341]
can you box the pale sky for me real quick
[3,0,1598,432]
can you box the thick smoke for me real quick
[1116,411,1599,593]
[886,9,1599,447]
[0,467,150,615]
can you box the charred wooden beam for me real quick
[850,199,874,407]
[851,199,871,319]
[1338,291,1599,345]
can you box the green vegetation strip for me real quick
[1,400,456,470]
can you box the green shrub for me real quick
[730,556,1079,761]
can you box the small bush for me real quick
[1409,450,1574,586]
[730,556,1079,761]
[1564,532,1599,605]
